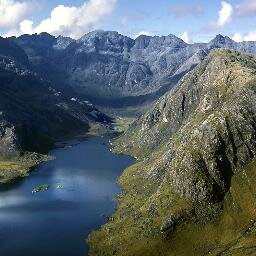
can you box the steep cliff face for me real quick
[64,33,256,101]
[0,35,113,183]
[88,50,256,255]
[0,37,29,66]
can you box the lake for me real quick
[0,136,134,256]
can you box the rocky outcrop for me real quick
[115,49,256,202]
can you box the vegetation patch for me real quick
[88,158,256,256]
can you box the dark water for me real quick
[0,136,134,256]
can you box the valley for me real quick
[1,30,256,256]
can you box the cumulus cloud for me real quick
[0,0,35,29]
[35,0,117,38]
[208,0,256,31]
[217,1,233,27]
[232,31,256,42]
[207,1,233,30]
[180,31,193,44]
[3,0,117,39]
[19,19,33,34]
[169,4,204,17]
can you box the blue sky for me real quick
[1,0,256,42]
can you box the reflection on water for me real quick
[0,136,134,256]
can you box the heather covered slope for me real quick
[88,49,256,255]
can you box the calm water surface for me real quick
[0,136,134,256]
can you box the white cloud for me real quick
[207,1,233,31]
[19,19,33,34]
[217,1,233,27]
[3,0,117,39]
[180,31,193,44]
[232,33,243,42]
[36,0,117,39]
[232,31,256,42]
[0,0,35,29]
[133,31,151,39]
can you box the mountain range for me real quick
[1,29,256,181]
[0,35,111,182]
[5,31,256,112]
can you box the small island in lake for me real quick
[32,184,50,194]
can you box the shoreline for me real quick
[0,120,135,255]
[0,153,54,185]
[0,134,134,256]
[0,121,115,185]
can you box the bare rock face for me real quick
[0,123,21,157]
[0,55,111,157]
[116,49,256,202]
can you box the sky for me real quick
[1,0,256,42]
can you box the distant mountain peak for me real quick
[78,30,125,42]
[38,32,55,38]
[210,34,234,45]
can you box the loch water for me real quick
[0,136,134,256]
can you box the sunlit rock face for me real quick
[88,49,256,256]
[115,49,256,202]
